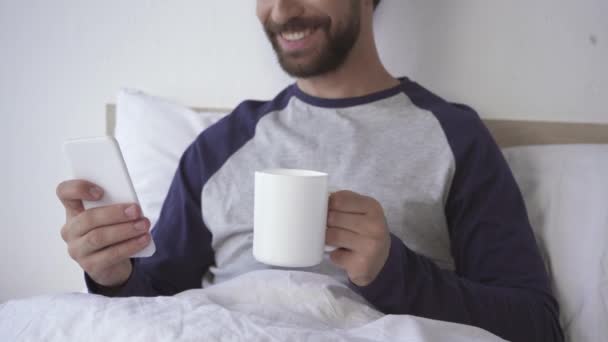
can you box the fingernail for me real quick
[89,187,103,199]
[124,205,138,219]
[134,220,147,231]
[138,234,150,243]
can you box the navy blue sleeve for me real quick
[85,139,216,297]
[352,84,564,342]
[84,96,288,297]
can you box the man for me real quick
[56,1,564,341]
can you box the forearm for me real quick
[352,235,564,342]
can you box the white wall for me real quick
[0,0,606,302]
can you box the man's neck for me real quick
[296,51,400,99]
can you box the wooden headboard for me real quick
[105,104,608,147]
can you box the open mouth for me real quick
[280,28,316,41]
[277,26,321,52]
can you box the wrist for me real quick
[87,259,134,296]
[351,234,405,299]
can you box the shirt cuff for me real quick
[84,259,150,297]
[350,233,406,307]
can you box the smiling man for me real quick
[56,1,563,341]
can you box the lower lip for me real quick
[277,29,319,53]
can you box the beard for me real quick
[263,2,361,78]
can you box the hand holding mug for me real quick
[252,168,391,287]
[326,190,391,287]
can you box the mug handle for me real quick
[325,188,338,253]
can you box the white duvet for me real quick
[0,270,504,341]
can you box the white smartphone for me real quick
[63,136,156,258]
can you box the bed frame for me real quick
[105,104,608,147]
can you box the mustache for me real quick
[264,16,331,35]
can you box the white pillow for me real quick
[115,88,228,227]
[502,144,608,342]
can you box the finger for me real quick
[328,190,373,214]
[71,218,150,258]
[68,203,142,240]
[81,234,151,274]
[325,227,364,251]
[56,180,104,217]
[329,248,355,270]
[327,210,368,234]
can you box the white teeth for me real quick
[281,29,313,41]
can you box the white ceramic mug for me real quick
[253,168,336,267]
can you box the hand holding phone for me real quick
[57,136,156,289]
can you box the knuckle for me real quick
[60,224,69,242]
[326,212,334,225]
[107,246,121,261]
[72,180,87,193]
[364,196,380,212]
[108,204,128,222]
[78,211,94,230]
[371,200,383,214]
[331,196,340,208]
[344,190,356,197]
[87,231,104,249]
[55,182,65,198]
[109,244,126,262]
[72,213,83,229]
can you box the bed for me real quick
[1,89,607,341]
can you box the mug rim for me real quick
[256,168,328,177]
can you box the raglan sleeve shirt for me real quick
[84,99,268,297]
[84,90,563,342]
